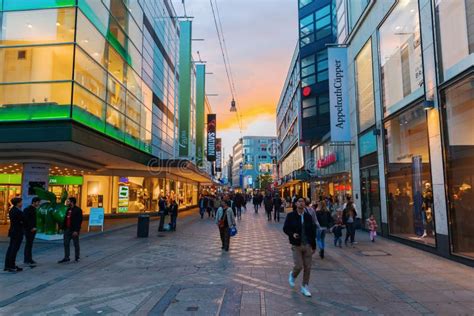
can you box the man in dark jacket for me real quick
[283,198,316,297]
[4,197,24,272]
[168,198,178,231]
[263,192,274,221]
[23,197,41,265]
[58,197,83,263]
[273,193,283,222]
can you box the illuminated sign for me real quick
[207,114,216,161]
[317,153,337,168]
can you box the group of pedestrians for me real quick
[158,195,179,231]
[4,196,83,273]
[261,191,284,222]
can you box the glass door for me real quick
[360,166,381,232]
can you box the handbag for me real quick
[218,210,226,229]
[229,225,237,237]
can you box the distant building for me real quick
[232,136,277,191]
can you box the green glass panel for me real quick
[78,0,108,36]
[3,0,76,11]
[105,123,125,142]
[0,174,21,185]
[72,106,105,132]
[0,104,70,121]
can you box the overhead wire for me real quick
[209,0,243,136]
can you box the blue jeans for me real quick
[317,228,327,250]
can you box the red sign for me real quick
[302,86,311,97]
[317,153,337,168]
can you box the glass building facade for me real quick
[0,0,179,158]
[333,0,474,264]
[0,1,212,222]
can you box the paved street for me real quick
[1,209,473,316]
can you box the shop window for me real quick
[358,129,377,157]
[126,91,141,123]
[0,8,75,46]
[74,47,107,101]
[436,0,474,80]
[0,82,72,121]
[384,104,435,246]
[379,0,423,114]
[106,105,125,140]
[441,76,474,258]
[0,45,74,83]
[355,39,375,132]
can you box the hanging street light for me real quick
[230,98,237,112]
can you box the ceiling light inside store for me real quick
[56,22,61,26]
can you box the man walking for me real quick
[58,197,83,263]
[23,197,41,265]
[273,193,283,222]
[252,193,259,213]
[283,198,316,297]
[4,197,24,272]
[263,192,274,221]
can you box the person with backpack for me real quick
[215,200,236,252]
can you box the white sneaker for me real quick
[288,271,295,288]
[300,285,312,297]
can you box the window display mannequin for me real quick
[421,182,434,238]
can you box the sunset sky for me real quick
[172,0,298,156]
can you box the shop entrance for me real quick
[0,185,21,224]
[360,166,381,232]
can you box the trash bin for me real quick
[137,214,150,238]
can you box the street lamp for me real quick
[230,99,237,112]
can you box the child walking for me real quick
[367,214,378,242]
[331,218,343,248]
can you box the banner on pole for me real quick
[207,114,217,161]
[328,47,351,142]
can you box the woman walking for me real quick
[343,200,357,247]
[316,200,332,259]
[215,200,236,252]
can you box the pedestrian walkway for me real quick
[0,208,473,315]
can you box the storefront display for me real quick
[384,104,435,246]
[441,76,474,258]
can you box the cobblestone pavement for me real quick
[0,208,473,315]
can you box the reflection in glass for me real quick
[355,40,375,131]
[0,45,73,83]
[107,76,126,112]
[74,47,107,100]
[442,76,474,258]
[108,46,125,83]
[379,0,423,113]
[76,11,107,67]
[72,84,106,131]
[0,8,76,46]
[435,0,474,78]
[385,104,435,246]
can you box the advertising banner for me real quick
[195,64,206,166]
[328,47,351,142]
[207,114,216,161]
[178,20,192,157]
[21,163,50,206]
[215,138,222,172]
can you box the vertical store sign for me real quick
[195,64,206,166]
[207,114,217,161]
[178,20,192,157]
[215,138,222,172]
[328,47,351,142]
